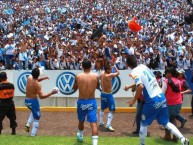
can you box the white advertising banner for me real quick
[7,70,135,98]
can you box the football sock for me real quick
[26,113,34,127]
[139,125,147,145]
[107,112,113,126]
[31,119,39,136]
[99,110,104,124]
[92,135,98,145]
[165,122,185,144]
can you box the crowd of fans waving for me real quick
[0,0,193,71]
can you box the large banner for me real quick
[5,70,193,98]
[11,70,135,98]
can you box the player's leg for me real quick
[99,93,106,126]
[88,99,98,145]
[77,121,84,142]
[139,104,156,145]
[139,125,147,145]
[25,113,34,132]
[25,98,34,132]
[6,100,17,135]
[76,100,86,142]
[30,99,41,136]
[106,94,115,132]
[99,110,104,126]
[90,122,98,145]
[157,105,189,145]
[165,122,189,144]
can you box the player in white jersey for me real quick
[126,55,189,145]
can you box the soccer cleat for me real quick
[105,125,115,132]
[31,134,36,137]
[132,130,139,135]
[25,125,30,133]
[181,119,187,128]
[77,132,83,142]
[182,138,190,145]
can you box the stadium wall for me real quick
[3,70,193,110]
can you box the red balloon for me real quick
[128,18,142,32]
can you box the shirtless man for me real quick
[73,58,99,145]
[99,64,120,132]
[24,68,58,136]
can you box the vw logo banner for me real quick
[14,70,135,97]
[56,72,76,95]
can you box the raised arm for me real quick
[37,84,57,99]
[38,76,49,82]
[108,66,120,78]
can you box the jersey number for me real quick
[143,70,154,82]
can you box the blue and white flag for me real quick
[4,9,14,15]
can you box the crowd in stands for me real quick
[0,0,193,71]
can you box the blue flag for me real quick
[23,19,30,26]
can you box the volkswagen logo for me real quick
[17,72,31,94]
[98,76,121,94]
[56,72,76,95]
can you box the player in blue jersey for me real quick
[73,58,100,145]
[126,55,189,145]
[99,64,120,131]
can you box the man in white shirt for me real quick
[126,55,189,145]
[4,41,15,69]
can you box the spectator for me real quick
[162,67,183,142]
[0,0,192,72]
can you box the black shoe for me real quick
[0,130,1,134]
[25,125,30,133]
[181,119,187,128]
[132,130,139,135]
[11,128,16,135]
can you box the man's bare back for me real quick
[26,76,40,99]
[75,72,99,99]
[101,73,113,93]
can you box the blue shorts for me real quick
[141,94,169,126]
[25,98,41,120]
[100,92,116,111]
[77,99,97,123]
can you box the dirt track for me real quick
[1,111,193,138]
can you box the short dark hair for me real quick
[32,68,40,79]
[104,64,112,72]
[0,72,7,81]
[126,55,137,68]
[82,58,91,69]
